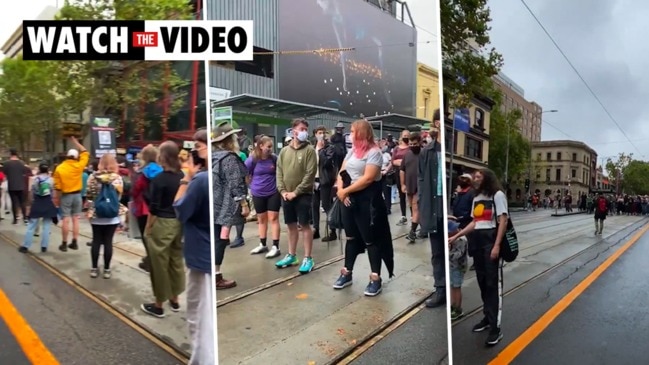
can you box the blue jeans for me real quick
[23,218,51,249]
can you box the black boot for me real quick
[425,290,446,308]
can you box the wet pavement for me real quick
[451,209,648,364]
[216,213,443,365]
[0,233,184,364]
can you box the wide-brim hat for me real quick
[212,121,242,143]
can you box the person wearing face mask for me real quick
[312,125,339,241]
[275,118,318,273]
[392,129,411,225]
[246,135,282,258]
[420,110,446,309]
[450,174,476,229]
[399,132,423,243]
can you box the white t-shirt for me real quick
[471,190,508,230]
[381,152,391,173]
[344,148,383,183]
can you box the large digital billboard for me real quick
[278,0,417,118]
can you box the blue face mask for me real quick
[297,131,309,142]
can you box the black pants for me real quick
[9,190,26,221]
[470,229,501,332]
[137,215,151,264]
[341,184,385,275]
[312,184,333,233]
[91,224,118,269]
[214,224,226,266]
[429,219,446,291]
[395,178,407,217]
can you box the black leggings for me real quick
[214,224,226,266]
[91,224,118,269]
[137,215,150,262]
[342,183,386,275]
[469,229,501,332]
[395,178,407,217]
[382,177,393,211]
[9,190,26,221]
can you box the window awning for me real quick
[211,93,343,118]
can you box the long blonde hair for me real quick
[252,136,273,160]
[214,134,240,152]
[98,154,119,173]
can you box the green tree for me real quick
[605,152,632,190]
[50,0,194,138]
[440,0,503,107]
[621,160,649,195]
[0,57,61,157]
[488,107,529,185]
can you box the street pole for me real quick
[504,122,510,187]
[448,122,455,208]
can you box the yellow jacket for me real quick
[53,151,90,193]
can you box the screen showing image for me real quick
[278,0,417,118]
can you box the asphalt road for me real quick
[451,212,649,364]
[0,235,185,365]
[351,304,448,365]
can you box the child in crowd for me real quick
[448,220,468,320]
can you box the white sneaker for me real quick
[250,244,269,255]
[265,246,281,259]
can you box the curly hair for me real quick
[476,168,503,197]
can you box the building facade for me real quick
[527,140,598,201]
[444,94,495,187]
[493,72,543,142]
[416,63,439,121]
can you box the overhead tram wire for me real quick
[519,0,642,156]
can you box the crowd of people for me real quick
[0,134,214,365]
[213,112,446,306]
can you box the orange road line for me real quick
[489,223,649,365]
[0,289,59,365]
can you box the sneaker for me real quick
[141,303,165,318]
[472,318,490,332]
[333,271,353,289]
[313,230,320,239]
[265,245,281,259]
[41,247,47,253]
[485,330,503,346]
[364,278,382,297]
[90,268,99,278]
[59,243,68,252]
[397,216,408,226]
[68,240,79,250]
[250,244,269,255]
[406,231,417,243]
[103,269,112,279]
[18,246,28,253]
[34,233,39,237]
[298,257,315,274]
[86,241,93,247]
[169,300,180,312]
[275,254,299,268]
[321,231,337,242]
[451,307,464,321]
[230,237,245,248]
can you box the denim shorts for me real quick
[450,266,464,288]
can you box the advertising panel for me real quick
[278,0,416,118]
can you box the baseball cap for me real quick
[67,149,79,159]
[460,173,473,180]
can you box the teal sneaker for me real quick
[298,257,315,274]
[276,254,299,268]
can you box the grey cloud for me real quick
[488,0,649,160]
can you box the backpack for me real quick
[597,197,607,213]
[95,179,120,218]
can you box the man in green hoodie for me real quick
[275,118,318,274]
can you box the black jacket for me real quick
[452,188,476,229]
[418,140,443,234]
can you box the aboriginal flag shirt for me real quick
[471,190,508,230]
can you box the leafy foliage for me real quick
[0,57,61,156]
[605,152,632,190]
[620,160,649,195]
[487,104,529,185]
[50,0,194,137]
[440,0,503,107]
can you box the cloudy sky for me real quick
[0,0,58,59]
[399,0,439,69]
[488,0,649,164]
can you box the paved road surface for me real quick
[0,234,184,365]
[451,209,648,364]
